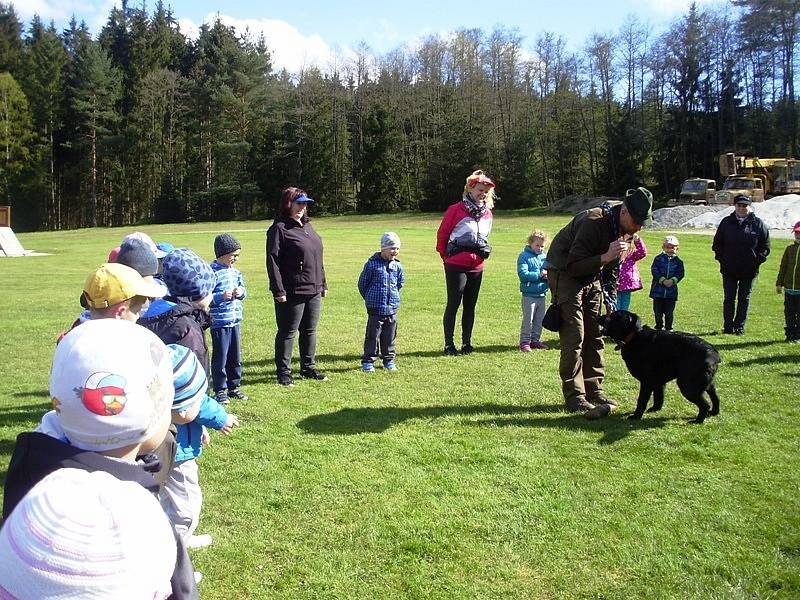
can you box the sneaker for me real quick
[565,398,595,413]
[228,388,248,400]
[733,327,744,336]
[194,572,203,584]
[519,343,532,352]
[531,341,546,350]
[384,361,398,371]
[214,390,230,405]
[277,373,294,387]
[444,345,459,356]
[460,344,474,354]
[299,367,328,381]
[723,327,734,334]
[585,403,617,420]
[361,362,375,373]
[187,534,213,549]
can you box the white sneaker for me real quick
[194,571,203,584]
[187,533,213,549]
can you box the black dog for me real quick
[598,310,721,423]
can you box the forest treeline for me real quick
[0,0,796,231]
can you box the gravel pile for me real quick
[651,205,713,229]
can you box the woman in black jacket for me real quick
[712,195,771,335]
[266,187,328,386]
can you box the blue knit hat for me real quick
[161,248,214,300]
[168,344,208,412]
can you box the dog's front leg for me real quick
[629,382,653,420]
[647,384,666,413]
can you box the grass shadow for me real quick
[473,413,670,445]
[297,403,559,435]
[727,353,800,367]
[11,390,50,399]
[0,402,51,427]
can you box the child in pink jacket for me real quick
[616,234,647,311]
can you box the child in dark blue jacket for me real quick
[358,232,405,372]
[649,235,685,331]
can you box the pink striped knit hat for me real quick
[0,468,176,599]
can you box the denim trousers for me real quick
[362,313,398,364]
[211,324,241,392]
[722,274,755,330]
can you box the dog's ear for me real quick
[632,312,642,331]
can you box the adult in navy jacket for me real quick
[435,170,495,355]
[266,187,328,386]
[712,195,770,335]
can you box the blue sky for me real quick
[15,0,721,73]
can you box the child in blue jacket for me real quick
[358,232,405,372]
[517,230,548,351]
[209,234,248,404]
[163,344,239,550]
[649,235,685,331]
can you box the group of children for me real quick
[516,230,687,350]
[1,230,254,597]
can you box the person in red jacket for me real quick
[436,170,495,355]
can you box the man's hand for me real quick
[276,295,287,303]
[601,238,628,264]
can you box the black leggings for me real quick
[443,269,483,347]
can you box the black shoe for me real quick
[299,368,328,381]
[733,327,744,336]
[444,345,459,356]
[214,390,230,405]
[460,344,474,354]
[228,388,248,400]
[723,327,734,334]
[277,373,294,387]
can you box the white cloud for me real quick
[12,0,118,33]
[645,0,721,17]
[181,13,354,76]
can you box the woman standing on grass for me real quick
[436,170,495,356]
[266,187,328,386]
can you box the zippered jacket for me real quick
[436,201,493,272]
[266,216,327,297]
[649,252,684,300]
[776,242,800,291]
[712,212,770,279]
[358,252,405,315]
[617,236,647,292]
[517,246,548,297]
[209,262,246,329]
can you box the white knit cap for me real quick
[48,319,174,451]
[664,235,680,246]
[0,468,176,599]
[380,231,401,249]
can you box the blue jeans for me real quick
[362,313,398,364]
[616,291,632,311]
[211,324,242,392]
[722,274,755,331]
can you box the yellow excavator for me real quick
[717,153,800,202]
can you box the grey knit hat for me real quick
[214,233,241,258]
[161,248,215,300]
[116,239,159,277]
[380,232,401,249]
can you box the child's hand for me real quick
[233,287,243,298]
[777,285,783,294]
[201,426,211,446]
[663,279,673,288]
[220,414,239,435]
[541,269,548,280]
[222,290,234,300]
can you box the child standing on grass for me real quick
[649,235,685,331]
[517,230,548,351]
[209,234,248,404]
[163,344,239,551]
[358,232,405,372]
[616,233,647,311]
[776,220,800,343]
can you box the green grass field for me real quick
[2,211,799,599]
